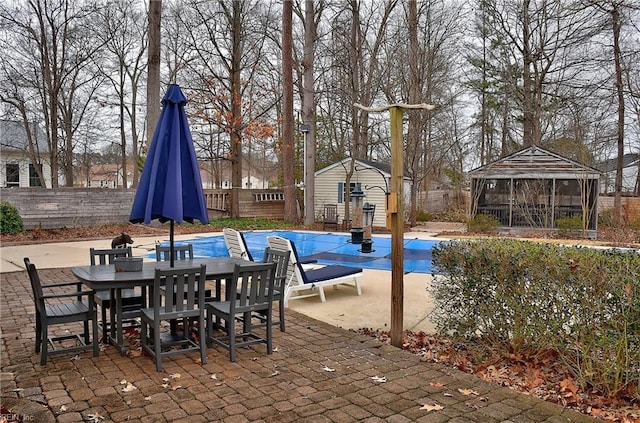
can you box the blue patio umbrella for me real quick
[130,84,209,267]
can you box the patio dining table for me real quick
[72,257,262,355]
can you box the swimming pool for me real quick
[159,230,444,274]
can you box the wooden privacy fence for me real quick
[1,188,285,229]
[2,187,637,230]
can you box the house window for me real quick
[337,182,361,203]
[5,163,19,187]
[29,163,42,187]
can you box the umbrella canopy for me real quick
[130,84,209,266]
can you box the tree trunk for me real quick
[521,0,535,147]
[230,1,243,218]
[407,0,420,226]
[282,0,297,222]
[302,0,316,225]
[146,0,161,148]
[612,5,625,224]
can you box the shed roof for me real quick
[0,120,49,152]
[595,153,639,173]
[469,145,600,180]
[315,158,409,179]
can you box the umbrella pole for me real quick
[170,220,175,268]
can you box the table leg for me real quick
[114,288,126,355]
[108,288,116,344]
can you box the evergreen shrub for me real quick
[0,201,25,234]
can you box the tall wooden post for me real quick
[354,102,435,348]
[389,107,404,347]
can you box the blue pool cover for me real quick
[160,230,445,274]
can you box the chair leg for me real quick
[228,317,236,362]
[83,320,90,346]
[266,309,273,355]
[199,313,207,365]
[278,298,285,332]
[154,321,163,372]
[40,322,48,366]
[205,307,212,347]
[318,287,327,302]
[34,311,42,353]
[92,310,99,357]
[100,303,108,343]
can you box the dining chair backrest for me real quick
[228,262,276,315]
[25,257,47,312]
[151,265,206,319]
[90,247,132,265]
[25,257,82,305]
[262,247,290,294]
[323,203,339,230]
[155,244,193,262]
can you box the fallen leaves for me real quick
[458,388,479,396]
[355,328,639,422]
[85,413,105,422]
[120,380,137,393]
[419,403,444,411]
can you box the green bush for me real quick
[430,239,640,398]
[416,210,432,222]
[466,214,500,233]
[598,209,615,228]
[556,216,583,236]
[0,201,25,234]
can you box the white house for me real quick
[314,158,411,228]
[0,120,51,188]
[596,154,640,195]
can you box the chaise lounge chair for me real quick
[266,235,363,306]
[223,228,317,265]
[223,228,254,261]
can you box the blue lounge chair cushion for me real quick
[301,264,363,284]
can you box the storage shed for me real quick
[469,146,601,237]
[314,158,411,228]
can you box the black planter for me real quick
[359,239,373,253]
[350,228,364,244]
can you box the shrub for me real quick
[0,201,25,234]
[556,216,583,237]
[598,209,615,228]
[466,214,500,233]
[416,210,432,222]
[430,239,640,398]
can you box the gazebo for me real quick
[469,146,601,238]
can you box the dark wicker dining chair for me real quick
[24,257,99,365]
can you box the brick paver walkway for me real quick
[1,268,597,422]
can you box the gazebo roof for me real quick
[469,146,601,180]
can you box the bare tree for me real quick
[96,0,148,189]
[146,0,161,148]
[0,0,105,187]
[175,0,279,218]
[300,0,320,225]
[282,0,296,221]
